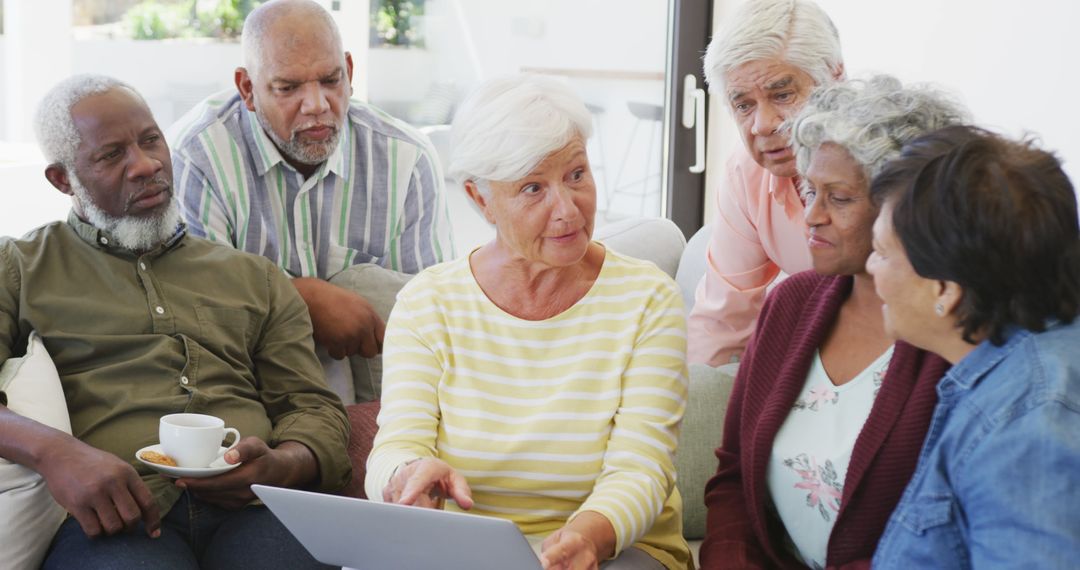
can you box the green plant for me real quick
[123,0,259,40]
[126,1,186,40]
[371,0,425,48]
[198,0,244,39]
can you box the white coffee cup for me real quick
[159,413,241,468]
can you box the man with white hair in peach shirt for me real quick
[688,0,845,366]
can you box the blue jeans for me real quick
[43,491,333,569]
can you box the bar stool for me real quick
[609,101,663,219]
[585,102,609,202]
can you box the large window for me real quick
[0,0,713,243]
[72,0,256,39]
[360,0,711,248]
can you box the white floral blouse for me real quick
[765,346,894,568]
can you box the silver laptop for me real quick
[252,484,543,570]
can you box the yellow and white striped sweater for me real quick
[365,248,691,569]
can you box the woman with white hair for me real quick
[688,0,845,367]
[701,76,964,569]
[364,74,692,570]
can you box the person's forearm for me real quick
[0,405,75,470]
[567,511,617,561]
[701,464,770,569]
[273,440,320,488]
[290,276,323,306]
[290,276,334,339]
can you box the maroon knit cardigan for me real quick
[699,272,949,570]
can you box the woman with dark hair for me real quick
[868,125,1080,568]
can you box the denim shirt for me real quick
[873,321,1080,569]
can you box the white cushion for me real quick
[328,263,415,403]
[0,332,71,570]
[596,217,686,278]
[675,223,712,312]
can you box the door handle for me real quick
[682,74,706,174]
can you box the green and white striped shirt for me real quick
[168,91,454,278]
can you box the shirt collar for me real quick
[241,105,348,179]
[937,325,1029,398]
[770,173,805,218]
[326,119,349,177]
[67,210,187,258]
[242,105,285,177]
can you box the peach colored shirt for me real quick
[687,148,812,366]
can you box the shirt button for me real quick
[155,306,165,314]
[99,236,109,245]
[180,376,189,385]
[139,262,147,270]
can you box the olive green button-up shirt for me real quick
[0,213,351,514]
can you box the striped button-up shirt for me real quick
[169,91,455,279]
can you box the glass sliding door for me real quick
[665,0,712,238]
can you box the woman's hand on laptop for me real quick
[540,512,617,570]
[383,457,473,510]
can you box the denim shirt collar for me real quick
[936,326,1030,402]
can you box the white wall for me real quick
[0,38,245,239]
[3,0,72,142]
[821,0,1079,185]
[73,39,241,129]
[419,0,666,86]
[0,38,6,138]
[0,158,70,238]
[705,0,1080,223]
[0,38,239,147]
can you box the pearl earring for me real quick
[934,303,944,316]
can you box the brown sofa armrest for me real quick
[342,401,381,499]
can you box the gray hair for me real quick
[33,74,142,169]
[790,74,969,183]
[447,74,593,191]
[704,0,843,91]
[242,0,343,75]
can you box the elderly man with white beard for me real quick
[0,74,350,569]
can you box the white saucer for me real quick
[135,444,241,479]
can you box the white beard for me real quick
[70,175,181,252]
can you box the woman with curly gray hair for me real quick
[701,75,966,569]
